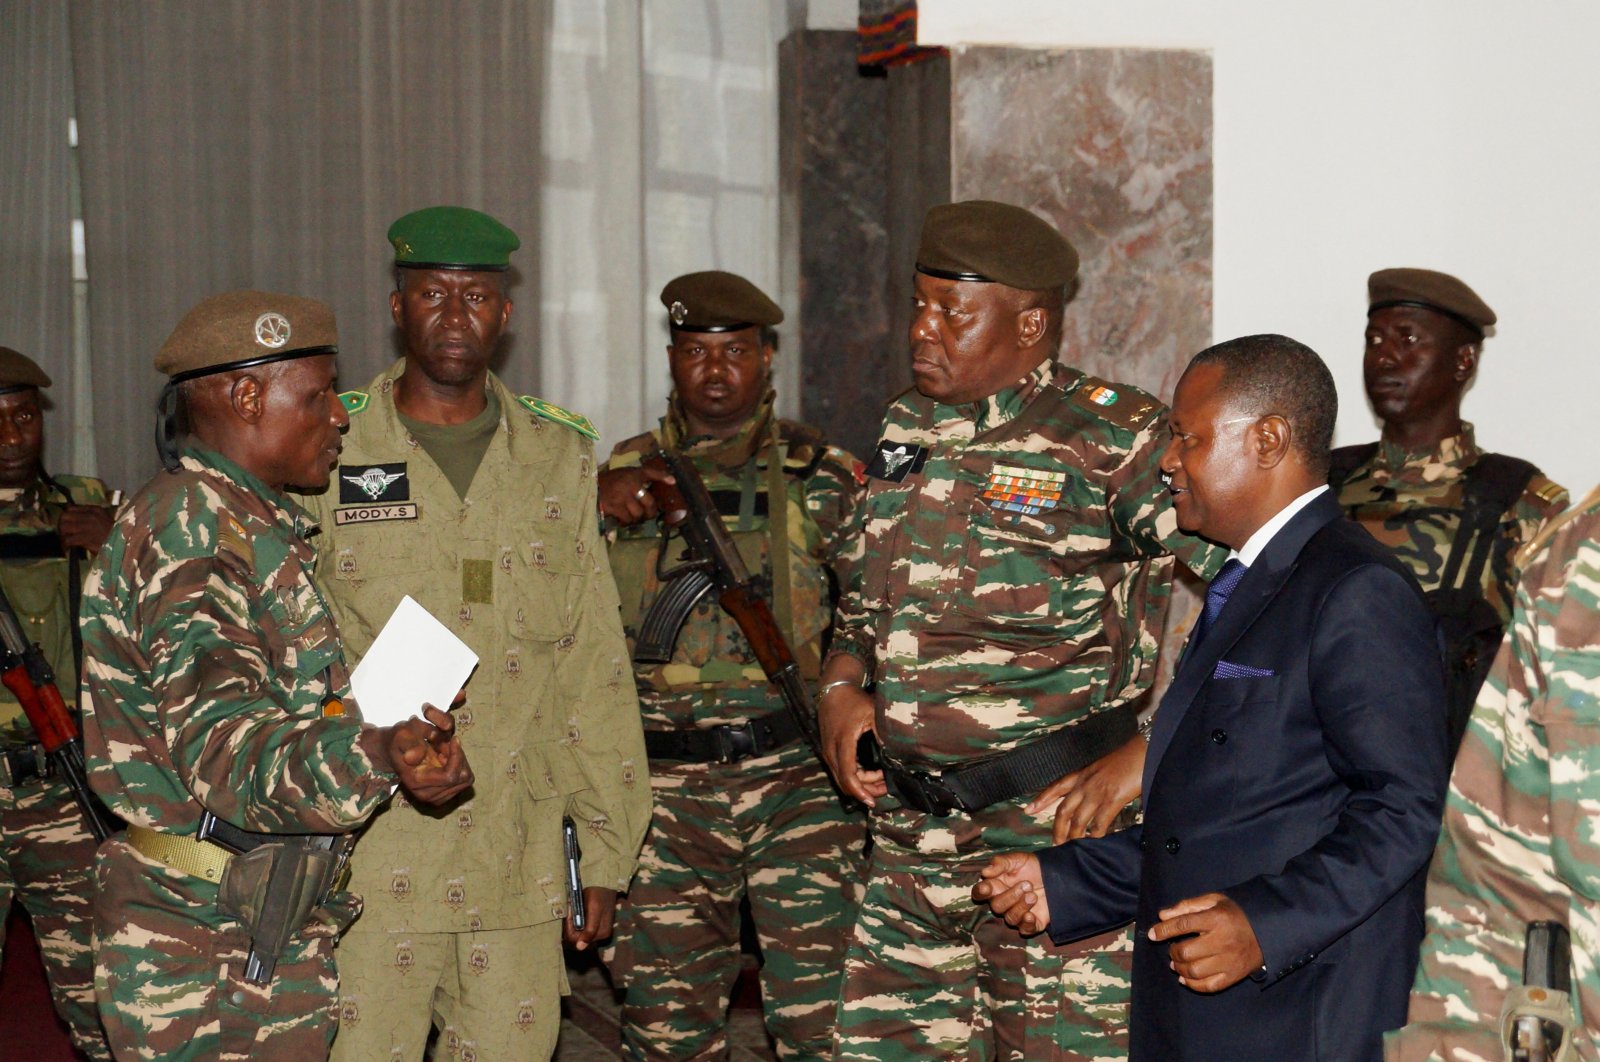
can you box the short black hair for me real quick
[1187,333,1338,476]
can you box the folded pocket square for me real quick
[1213,660,1276,679]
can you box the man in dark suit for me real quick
[974,334,1451,1062]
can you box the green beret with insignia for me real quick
[388,205,520,271]
[1368,268,1496,335]
[0,347,52,395]
[660,271,783,333]
[916,200,1079,290]
[156,290,338,382]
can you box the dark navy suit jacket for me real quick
[1038,491,1450,1062]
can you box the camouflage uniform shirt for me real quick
[605,391,863,730]
[1336,423,1567,626]
[829,357,1222,844]
[2,474,108,735]
[303,360,650,933]
[81,446,396,835]
[1387,483,1600,1060]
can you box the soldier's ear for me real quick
[230,373,265,424]
[1016,306,1047,349]
[1454,342,1479,382]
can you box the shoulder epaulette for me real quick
[517,396,598,440]
[1530,475,1567,506]
[1517,483,1600,570]
[1066,375,1161,431]
[216,514,255,568]
[776,420,829,479]
[340,390,370,415]
[46,473,111,505]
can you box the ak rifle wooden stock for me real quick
[633,450,823,755]
[0,582,119,841]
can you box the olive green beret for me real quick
[155,290,338,381]
[388,205,520,271]
[0,347,51,394]
[1368,268,1495,334]
[916,200,1079,290]
[660,271,783,333]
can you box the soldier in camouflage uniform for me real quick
[1332,269,1567,747]
[80,290,473,1062]
[0,347,113,1060]
[1386,482,1600,1060]
[598,272,865,1060]
[305,207,650,1062]
[817,201,1224,1060]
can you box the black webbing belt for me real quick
[643,711,806,765]
[881,704,1137,817]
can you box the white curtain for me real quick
[540,0,795,456]
[0,1,79,479]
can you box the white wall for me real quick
[919,1,1600,496]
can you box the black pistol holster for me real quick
[206,813,354,984]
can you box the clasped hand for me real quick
[380,704,473,805]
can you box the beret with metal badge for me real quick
[1368,268,1496,334]
[660,271,783,333]
[155,289,338,381]
[388,205,520,271]
[916,200,1079,290]
[0,347,52,395]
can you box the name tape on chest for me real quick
[866,441,930,483]
[333,502,419,526]
[982,463,1066,515]
[339,462,410,504]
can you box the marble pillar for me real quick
[948,46,1213,402]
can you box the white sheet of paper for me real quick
[349,595,479,727]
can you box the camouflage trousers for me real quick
[605,745,866,1060]
[331,921,564,1062]
[1,773,111,1060]
[834,804,1131,1062]
[93,836,361,1061]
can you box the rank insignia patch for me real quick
[339,463,409,503]
[866,441,929,482]
[982,463,1067,515]
[1083,385,1118,407]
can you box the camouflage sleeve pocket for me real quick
[1539,650,1600,899]
[857,489,905,612]
[262,581,342,688]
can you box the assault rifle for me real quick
[631,449,824,756]
[0,582,119,841]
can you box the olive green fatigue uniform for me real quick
[0,474,112,1060]
[303,361,651,1062]
[1335,424,1567,628]
[602,394,866,1060]
[79,447,402,1062]
[825,359,1224,1061]
[1385,483,1600,1061]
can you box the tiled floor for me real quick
[556,952,776,1061]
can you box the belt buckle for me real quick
[892,767,957,818]
[713,723,758,765]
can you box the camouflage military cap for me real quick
[1368,268,1496,334]
[155,290,338,381]
[388,205,520,271]
[916,200,1079,290]
[0,346,51,394]
[660,271,784,333]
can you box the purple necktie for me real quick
[1193,558,1247,647]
